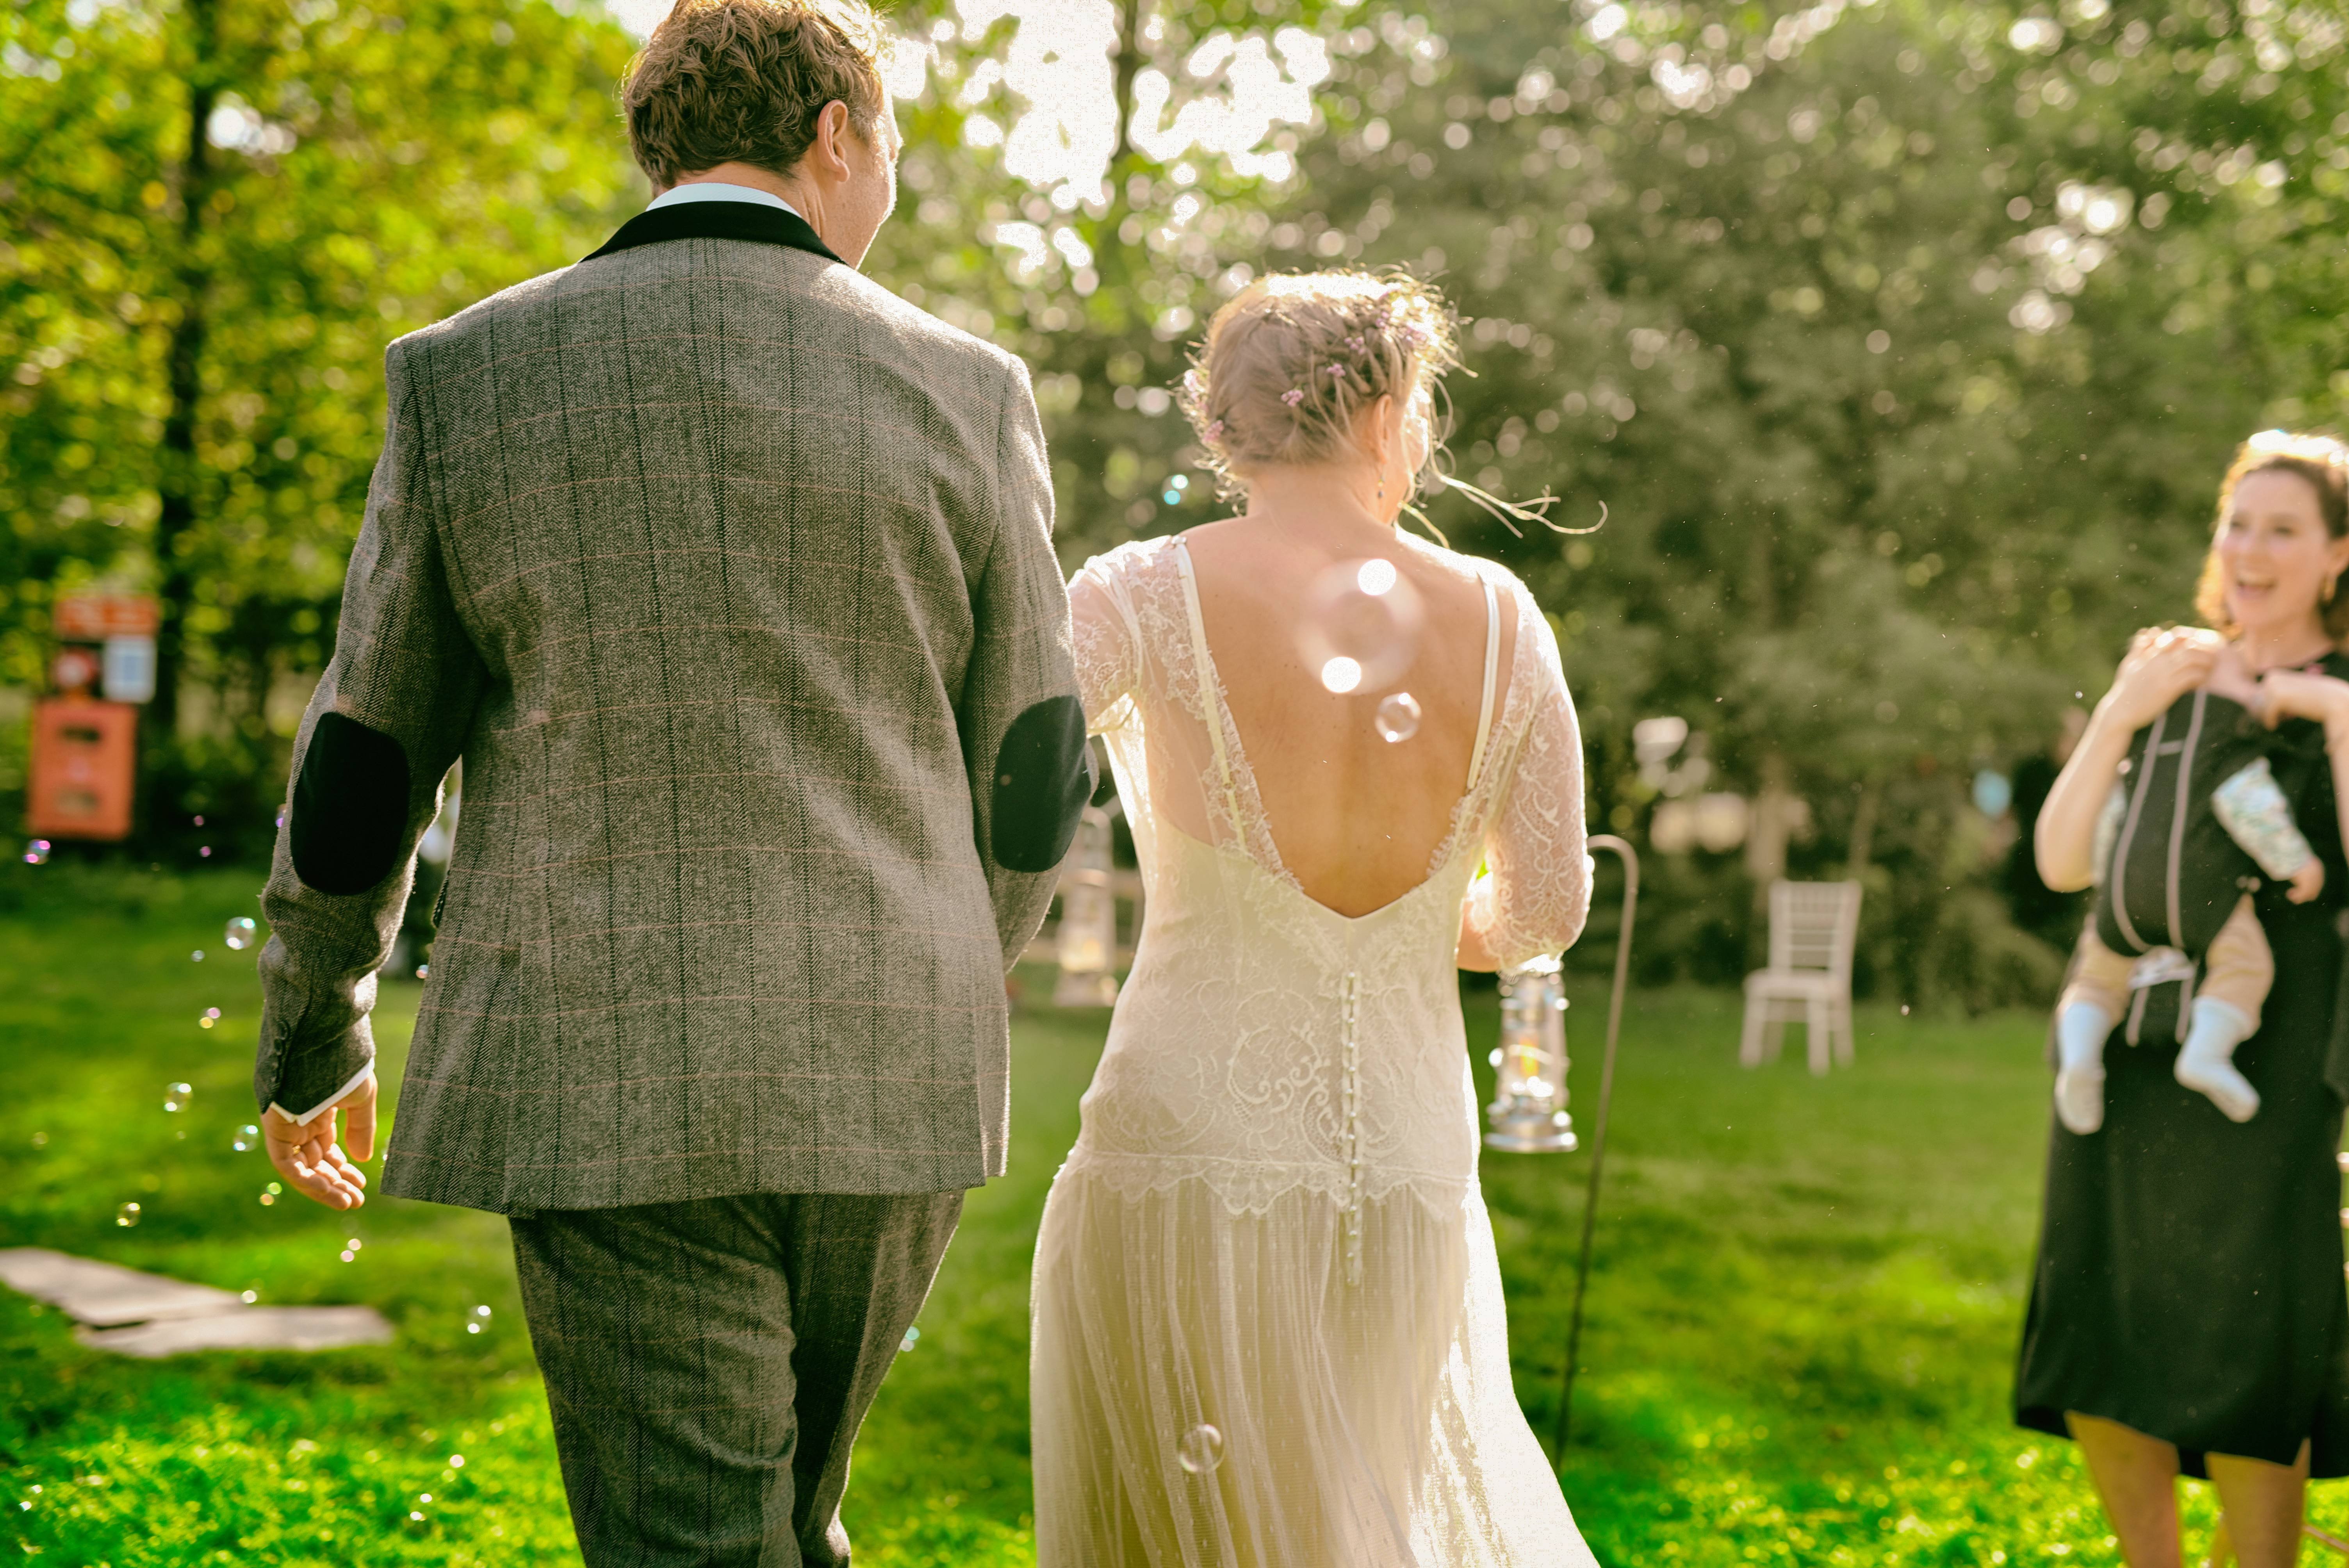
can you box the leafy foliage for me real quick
[887,0,2349,1003]
[7,0,2349,996]
[0,0,644,824]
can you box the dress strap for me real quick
[1170,538,1244,807]
[1465,573,1502,791]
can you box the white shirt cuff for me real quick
[269,1062,375,1127]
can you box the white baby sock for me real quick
[2174,997,2260,1123]
[2053,1001,2113,1135]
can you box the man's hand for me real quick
[262,1073,377,1210]
[2288,857,2328,905]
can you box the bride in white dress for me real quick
[1029,271,1598,1567]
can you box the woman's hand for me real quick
[2099,626,2223,731]
[2034,628,2220,893]
[2256,668,2349,749]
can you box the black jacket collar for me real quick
[583,199,844,266]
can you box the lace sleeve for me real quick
[1467,593,1590,968]
[1069,554,1142,734]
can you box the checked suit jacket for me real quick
[254,200,1091,1212]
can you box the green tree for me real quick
[1274,0,2346,1002]
[1,0,643,845]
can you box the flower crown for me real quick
[1190,283,1444,453]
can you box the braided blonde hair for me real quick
[1179,271,1459,499]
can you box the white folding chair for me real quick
[1739,880,1862,1076]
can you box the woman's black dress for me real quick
[2016,653,2349,1474]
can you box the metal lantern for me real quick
[1486,955,1577,1153]
[1473,836,1641,1472]
[1053,803,1121,1008]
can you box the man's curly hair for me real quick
[623,0,888,188]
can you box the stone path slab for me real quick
[74,1306,394,1358]
[0,1247,245,1326]
[0,1246,393,1356]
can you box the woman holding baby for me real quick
[2017,432,2349,1566]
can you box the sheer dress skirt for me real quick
[1031,1157,1592,1568]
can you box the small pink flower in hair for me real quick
[1182,368,1204,396]
[1205,419,1224,440]
[1327,364,1347,380]
[1345,335,1366,353]
[1281,388,1305,407]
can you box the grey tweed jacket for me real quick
[255,201,1089,1212]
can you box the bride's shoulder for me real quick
[1073,533,1184,591]
[1397,536,1541,609]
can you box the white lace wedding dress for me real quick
[1030,534,1597,1567]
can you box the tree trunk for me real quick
[149,0,217,748]
[1085,0,1149,314]
[1845,779,1878,880]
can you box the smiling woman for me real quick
[2016,430,2349,1568]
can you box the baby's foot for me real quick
[2054,1066,2105,1135]
[2174,1052,2260,1122]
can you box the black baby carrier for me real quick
[2091,688,2273,1045]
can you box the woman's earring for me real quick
[1376,475,1387,506]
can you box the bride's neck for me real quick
[1238,462,1401,540]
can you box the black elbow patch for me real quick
[291,713,413,894]
[989,695,1092,873]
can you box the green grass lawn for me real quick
[2,864,2339,1565]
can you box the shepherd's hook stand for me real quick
[1558,834,1637,1469]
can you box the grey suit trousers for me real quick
[508,1191,962,1567]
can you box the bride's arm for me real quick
[1068,563,1141,734]
[1458,603,1590,972]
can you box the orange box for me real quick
[53,594,159,640]
[27,700,137,841]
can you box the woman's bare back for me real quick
[1179,512,1520,918]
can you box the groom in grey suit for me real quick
[249,0,1090,1560]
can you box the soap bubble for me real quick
[1299,558,1424,698]
[1176,1423,1226,1475]
[23,839,50,866]
[114,1203,141,1228]
[31,1131,47,1148]
[1374,691,1422,743]
[191,950,205,962]
[163,1083,192,1113]
[467,1304,491,1334]
[233,1124,259,1152]
[198,1009,219,1030]
[223,918,258,951]
[900,1325,921,1353]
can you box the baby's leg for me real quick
[2173,897,2271,1123]
[2054,931,2134,1135]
